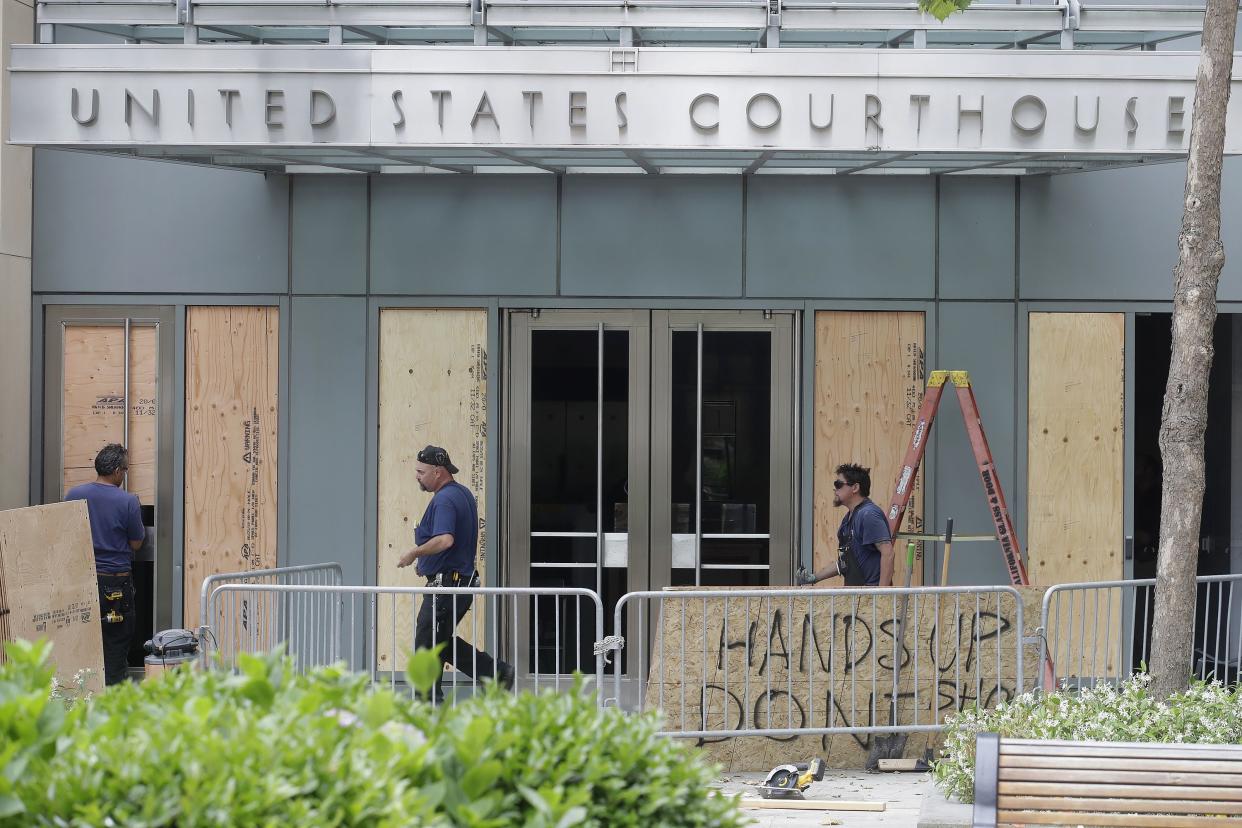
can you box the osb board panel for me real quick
[0,501,105,694]
[813,312,926,586]
[184,307,279,634]
[377,309,488,673]
[62,324,158,503]
[643,586,1043,770]
[1027,313,1124,677]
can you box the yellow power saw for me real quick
[757,758,826,800]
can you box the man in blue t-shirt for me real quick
[797,463,895,587]
[65,443,146,685]
[397,445,513,702]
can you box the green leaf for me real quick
[460,759,503,800]
[405,646,445,695]
[358,691,396,729]
[918,0,972,21]
[0,793,25,818]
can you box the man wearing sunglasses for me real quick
[797,463,894,588]
[397,444,515,702]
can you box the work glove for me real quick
[796,567,818,586]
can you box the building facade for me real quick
[5,3,1242,676]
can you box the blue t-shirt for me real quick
[414,481,478,578]
[837,498,890,586]
[65,481,144,574]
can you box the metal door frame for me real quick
[504,308,796,683]
[650,310,796,590]
[42,305,177,635]
[504,309,651,675]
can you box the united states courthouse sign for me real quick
[9,46,1242,158]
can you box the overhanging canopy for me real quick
[10,46,1241,175]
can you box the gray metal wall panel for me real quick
[369,176,556,295]
[288,296,367,585]
[933,301,1017,586]
[292,176,367,295]
[1020,158,1242,301]
[746,177,935,298]
[939,178,1016,300]
[32,149,288,294]
[560,176,743,297]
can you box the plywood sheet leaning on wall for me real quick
[0,501,105,694]
[184,307,279,643]
[377,309,488,675]
[62,324,158,503]
[640,586,1042,771]
[813,312,926,586]
[1028,312,1125,680]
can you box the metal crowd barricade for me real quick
[197,562,345,668]
[1040,573,1242,691]
[204,582,606,705]
[198,561,345,670]
[611,586,1027,739]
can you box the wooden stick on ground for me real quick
[735,799,886,812]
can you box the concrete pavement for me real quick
[713,770,970,828]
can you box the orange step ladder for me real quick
[883,370,1030,587]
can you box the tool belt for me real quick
[98,572,131,624]
[427,570,479,587]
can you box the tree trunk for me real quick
[1149,0,1238,701]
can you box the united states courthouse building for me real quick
[4,0,1242,678]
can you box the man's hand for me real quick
[796,567,818,586]
[396,534,452,570]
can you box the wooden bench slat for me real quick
[1000,781,1242,802]
[999,794,1242,815]
[1002,755,1242,774]
[999,768,1242,787]
[981,736,1242,828]
[998,808,1242,826]
[998,739,1242,759]
[1000,738,1242,756]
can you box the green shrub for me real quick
[932,673,1242,803]
[0,640,743,828]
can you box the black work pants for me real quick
[414,585,497,702]
[97,573,136,686]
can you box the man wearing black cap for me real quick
[398,444,514,702]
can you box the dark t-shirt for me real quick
[837,498,890,586]
[414,481,478,578]
[65,481,144,574]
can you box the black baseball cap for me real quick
[417,445,459,475]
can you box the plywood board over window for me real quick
[62,324,157,503]
[1028,312,1125,678]
[377,309,488,675]
[184,307,279,633]
[813,312,926,586]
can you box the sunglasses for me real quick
[833,479,855,490]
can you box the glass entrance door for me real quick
[505,309,795,677]
[506,311,650,677]
[652,311,795,588]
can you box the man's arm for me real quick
[397,533,454,568]
[127,497,145,552]
[799,560,841,585]
[877,540,895,587]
